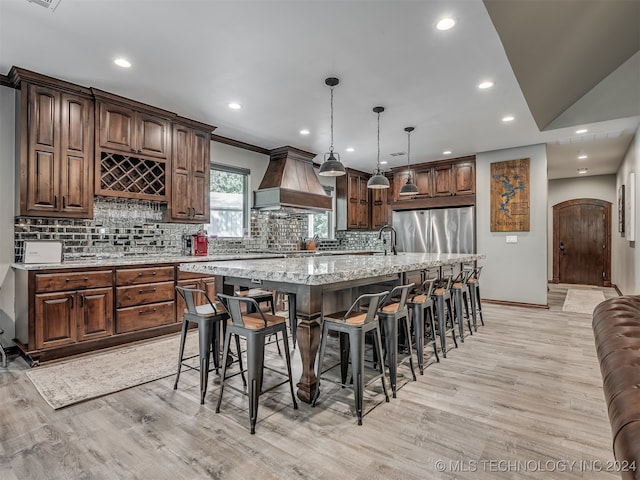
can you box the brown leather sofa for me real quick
[593,296,640,479]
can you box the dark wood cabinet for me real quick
[391,156,476,209]
[370,175,393,229]
[12,68,95,218]
[169,121,212,223]
[176,272,217,318]
[33,270,113,350]
[98,101,170,159]
[337,169,371,230]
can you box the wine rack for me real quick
[98,152,167,201]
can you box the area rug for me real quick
[562,288,606,314]
[26,332,198,410]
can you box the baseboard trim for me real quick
[482,299,549,309]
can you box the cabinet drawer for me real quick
[177,271,215,281]
[116,301,175,333]
[116,266,174,286]
[116,281,175,308]
[35,270,113,293]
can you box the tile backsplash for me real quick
[14,199,387,261]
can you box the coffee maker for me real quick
[192,232,208,256]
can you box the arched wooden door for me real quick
[553,199,611,286]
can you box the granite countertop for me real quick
[10,250,384,271]
[180,252,485,286]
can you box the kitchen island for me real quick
[180,252,484,402]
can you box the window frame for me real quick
[207,163,250,238]
[308,186,335,240]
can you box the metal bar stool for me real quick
[377,283,416,398]
[216,293,297,434]
[237,288,283,353]
[313,291,389,425]
[451,270,473,341]
[174,286,232,404]
[467,266,484,329]
[431,274,458,358]
[407,278,439,374]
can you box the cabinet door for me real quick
[416,169,433,196]
[77,288,113,341]
[433,164,453,196]
[99,102,135,153]
[357,176,370,229]
[189,129,211,222]
[136,112,169,159]
[370,187,388,229]
[453,162,475,195]
[346,173,360,229]
[27,84,60,213]
[170,125,192,221]
[59,93,93,216]
[35,292,76,349]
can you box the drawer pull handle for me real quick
[66,277,89,282]
[138,288,157,294]
[139,309,157,315]
[137,271,157,277]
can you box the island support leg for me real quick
[295,318,321,403]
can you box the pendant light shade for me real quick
[399,126,419,196]
[318,77,346,177]
[367,106,390,189]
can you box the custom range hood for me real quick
[253,146,332,212]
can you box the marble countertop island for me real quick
[180,252,485,286]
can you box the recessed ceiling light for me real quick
[346,147,355,152]
[478,81,494,89]
[114,58,131,68]
[578,154,588,160]
[436,17,456,30]
[578,168,588,174]
[228,102,242,110]
[380,161,388,165]
[502,115,515,122]
[299,129,310,135]
[576,128,588,134]
[443,150,452,155]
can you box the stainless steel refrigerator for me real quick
[392,206,475,253]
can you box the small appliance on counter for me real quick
[192,232,208,256]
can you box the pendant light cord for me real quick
[376,110,380,170]
[407,129,411,176]
[329,86,334,154]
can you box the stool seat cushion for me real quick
[325,311,368,325]
[409,294,429,304]
[240,312,286,330]
[381,302,400,313]
[452,282,463,289]
[433,287,448,295]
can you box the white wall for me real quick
[0,85,16,347]
[615,127,640,294]
[547,175,617,282]
[476,144,548,305]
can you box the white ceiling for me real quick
[0,0,638,180]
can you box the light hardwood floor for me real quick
[0,285,623,479]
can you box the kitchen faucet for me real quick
[378,225,397,255]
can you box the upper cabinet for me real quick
[336,169,371,230]
[370,174,393,229]
[391,156,476,209]
[97,100,170,159]
[10,68,94,218]
[168,119,213,223]
[93,89,175,202]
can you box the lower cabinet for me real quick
[16,262,202,364]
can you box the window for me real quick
[308,186,334,239]
[206,164,249,237]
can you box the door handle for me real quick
[559,242,565,251]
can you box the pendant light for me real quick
[398,126,419,196]
[367,106,390,189]
[318,77,346,176]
